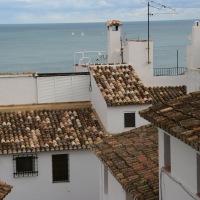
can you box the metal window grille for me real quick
[13,154,38,178]
[124,113,136,128]
[52,154,69,183]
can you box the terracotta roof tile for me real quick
[90,64,152,106]
[0,106,106,154]
[91,125,158,200]
[0,181,12,200]
[148,86,187,104]
[139,91,200,152]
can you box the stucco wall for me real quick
[0,149,101,200]
[107,171,126,200]
[171,136,197,194]
[0,76,37,105]
[90,73,108,131]
[159,130,198,200]
[187,68,200,93]
[107,104,150,133]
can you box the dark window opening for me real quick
[52,154,69,183]
[163,133,171,172]
[124,112,135,128]
[112,26,118,31]
[13,154,38,178]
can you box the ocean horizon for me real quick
[0,19,194,73]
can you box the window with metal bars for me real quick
[124,112,136,128]
[13,154,38,178]
[52,154,69,183]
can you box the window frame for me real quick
[13,154,38,178]
[52,154,69,183]
[124,112,136,128]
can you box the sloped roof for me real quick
[91,125,159,200]
[0,103,106,154]
[0,181,12,200]
[90,64,152,106]
[139,91,200,152]
[148,86,187,104]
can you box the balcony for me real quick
[154,67,186,76]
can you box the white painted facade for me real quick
[107,105,149,133]
[0,75,37,105]
[0,149,101,200]
[100,165,133,200]
[159,129,199,200]
[0,73,91,106]
[186,21,200,93]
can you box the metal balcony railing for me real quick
[154,67,186,76]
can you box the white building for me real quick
[0,72,107,200]
[140,91,200,200]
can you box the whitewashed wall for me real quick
[90,74,108,131]
[160,172,197,200]
[107,170,126,200]
[187,68,200,93]
[0,150,101,200]
[171,136,197,194]
[151,75,187,87]
[159,130,198,200]
[107,105,150,133]
[0,76,37,106]
[0,74,91,106]
[123,40,154,86]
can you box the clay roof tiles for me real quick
[91,124,159,200]
[0,181,12,200]
[139,91,200,152]
[148,86,187,104]
[90,64,152,106]
[0,106,105,154]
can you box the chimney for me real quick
[107,20,122,64]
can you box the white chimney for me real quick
[107,20,122,64]
[186,21,200,69]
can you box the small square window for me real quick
[13,154,38,178]
[124,112,135,128]
[52,154,69,183]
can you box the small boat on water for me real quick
[81,32,84,36]
[72,32,75,36]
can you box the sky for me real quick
[0,0,200,24]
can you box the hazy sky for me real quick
[0,0,200,24]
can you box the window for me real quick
[52,154,69,183]
[13,154,38,178]
[164,133,171,172]
[124,112,135,128]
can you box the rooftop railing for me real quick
[154,67,186,76]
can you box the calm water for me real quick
[0,20,194,73]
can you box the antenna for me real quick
[140,0,177,64]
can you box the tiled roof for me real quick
[90,64,152,106]
[0,105,105,154]
[0,181,12,200]
[139,91,200,152]
[91,125,159,200]
[148,86,187,104]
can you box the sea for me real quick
[0,20,196,73]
